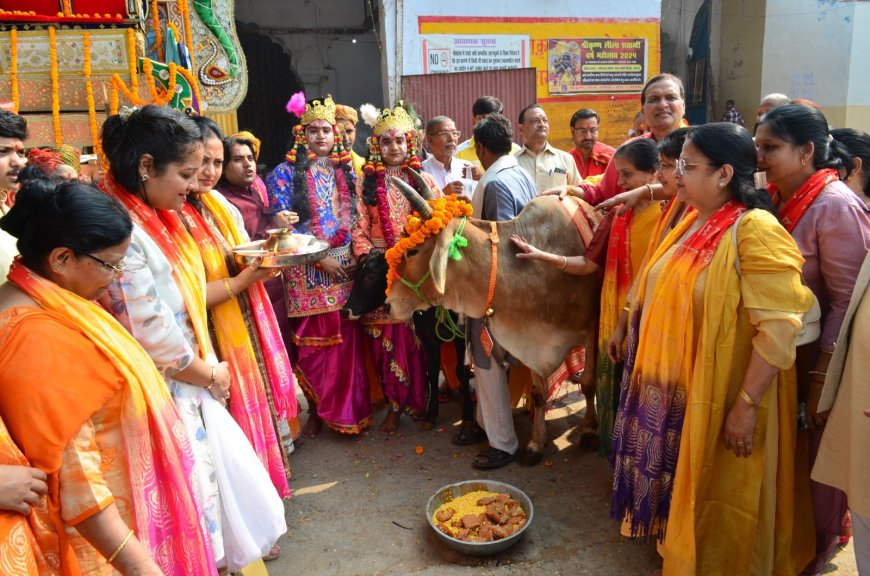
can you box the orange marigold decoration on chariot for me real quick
[10,28,18,114]
[385,195,473,293]
[48,27,62,145]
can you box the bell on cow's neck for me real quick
[485,308,495,317]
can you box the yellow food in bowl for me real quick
[432,490,527,542]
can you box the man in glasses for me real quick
[421,116,474,197]
[569,108,614,181]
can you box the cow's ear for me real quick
[430,219,457,295]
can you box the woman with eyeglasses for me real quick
[610,123,816,575]
[99,105,286,572]
[0,179,214,574]
[756,104,870,575]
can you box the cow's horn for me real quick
[406,167,435,200]
[390,176,433,219]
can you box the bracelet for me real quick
[207,366,216,390]
[738,387,758,409]
[106,529,135,564]
[222,278,235,299]
[808,370,827,378]
[645,183,654,201]
[558,255,568,271]
[622,306,630,313]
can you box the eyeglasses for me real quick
[675,158,717,177]
[433,130,461,141]
[572,127,599,136]
[83,253,126,275]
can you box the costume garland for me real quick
[9,28,18,113]
[385,196,473,292]
[306,164,352,248]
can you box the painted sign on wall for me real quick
[421,34,529,74]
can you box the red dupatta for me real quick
[774,168,839,232]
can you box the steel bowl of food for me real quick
[233,233,328,268]
[425,479,533,556]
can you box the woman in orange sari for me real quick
[0,179,214,575]
[611,123,815,575]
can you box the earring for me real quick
[141,174,149,182]
[801,159,806,167]
[50,262,63,273]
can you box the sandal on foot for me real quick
[452,423,487,446]
[472,447,518,470]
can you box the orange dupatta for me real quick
[179,200,290,497]
[100,176,210,357]
[774,168,839,233]
[3,262,216,575]
[0,418,42,575]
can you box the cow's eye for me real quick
[407,249,419,257]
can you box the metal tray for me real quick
[233,237,330,268]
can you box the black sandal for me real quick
[452,422,487,446]
[471,447,518,470]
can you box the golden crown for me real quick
[301,95,336,125]
[373,105,415,136]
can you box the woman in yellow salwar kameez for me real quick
[610,123,816,575]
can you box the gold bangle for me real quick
[222,278,235,299]
[106,529,135,564]
[207,366,215,390]
[645,183,654,201]
[558,255,568,271]
[622,306,630,313]
[738,387,757,408]
[808,370,827,378]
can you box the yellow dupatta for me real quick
[659,210,815,575]
[179,198,291,497]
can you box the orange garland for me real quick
[151,0,164,61]
[9,28,18,113]
[83,32,101,159]
[61,0,72,17]
[177,65,203,110]
[48,27,62,146]
[177,0,195,68]
[126,28,138,97]
[142,58,160,102]
[384,196,473,292]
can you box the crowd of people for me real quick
[0,68,868,576]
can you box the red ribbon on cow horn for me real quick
[390,175,433,219]
[406,167,435,200]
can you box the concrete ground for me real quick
[265,383,859,575]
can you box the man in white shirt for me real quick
[514,104,580,193]
[420,116,473,196]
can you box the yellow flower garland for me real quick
[48,27,62,146]
[9,28,18,114]
[384,196,473,293]
[126,28,138,97]
[83,32,101,159]
[62,0,72,17]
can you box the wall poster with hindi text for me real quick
[548,38,646,95]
